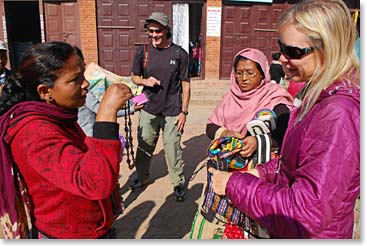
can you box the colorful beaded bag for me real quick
[202,137,248,226]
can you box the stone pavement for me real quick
[112,80,230,239]
[113,103,216,239]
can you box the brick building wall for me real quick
[205,0,221,79]
[79,0,98,65]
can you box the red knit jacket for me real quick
[5,114,121,238]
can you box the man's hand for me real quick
[131,73,160,87]
[144,76,160,87]
[175,113,187,133]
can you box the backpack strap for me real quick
[142,44,149,79]
[173,46,183,89]
[175,47,181,68]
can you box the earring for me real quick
[46,95,54,103]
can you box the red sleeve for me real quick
[11,119,121,200]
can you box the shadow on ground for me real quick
[120,134,210,209]
[114,201,155,239]
[116,134,210,238]
[142,183,204,239]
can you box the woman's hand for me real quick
[207,167,233,196]
[133,102,144,112]
[239,136,257,158]
[208,166,259,196]
[245,168,259,178]
[220,129,243,139]
[97,83,133,122]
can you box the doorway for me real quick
[172,2,204,79]
[188,3,203,79]
[4,0,41,71]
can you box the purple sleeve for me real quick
[225,98,360,238]
[255,158,279,183]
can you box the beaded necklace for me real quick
[123,101,135,170]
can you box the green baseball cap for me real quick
[146,12,169,27]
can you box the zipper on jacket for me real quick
[274,155,282,182]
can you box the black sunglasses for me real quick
[148,28,163,34]
[277,39,315,59]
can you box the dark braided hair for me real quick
[0,41,80,115]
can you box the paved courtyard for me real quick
[113,103,215,239]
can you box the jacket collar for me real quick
[318,80,360,102]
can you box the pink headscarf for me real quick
[208,48,294,136]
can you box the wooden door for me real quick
[44,1,81,47]
[96,0,172,76]
[220,5,252,79]
[220,3,290,79]
[97,0,136,75]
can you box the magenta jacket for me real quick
[226,80,360,238]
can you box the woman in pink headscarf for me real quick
[190,48,293,240]
[207,48,293,157]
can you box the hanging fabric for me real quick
[173,3,190,54]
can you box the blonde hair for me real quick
[277,0,359,120]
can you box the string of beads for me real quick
[124,101,135,170]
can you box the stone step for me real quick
[191,90,228,97]
[189,80,230,105]
[190,99,224,106]
[190,96,223,106]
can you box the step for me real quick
[189,80,230,105]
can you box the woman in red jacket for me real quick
[0,42,133,238]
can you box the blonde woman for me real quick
[209,0,359,238]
